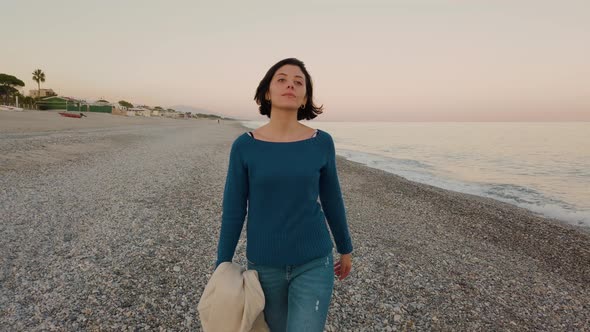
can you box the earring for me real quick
[300,104,305,110]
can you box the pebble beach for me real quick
[1,111,589,331]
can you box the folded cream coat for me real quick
[198,262,270,332]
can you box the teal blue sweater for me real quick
[216,129,353,268]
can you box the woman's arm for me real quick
[319,134,353,255]
[215,139,249,268]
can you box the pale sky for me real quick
[3,0,589,121]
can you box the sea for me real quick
[241,121,590,229]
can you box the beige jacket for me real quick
[198,262,269,332]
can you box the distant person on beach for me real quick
[215,58,353,331]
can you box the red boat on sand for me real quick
[58,112,86,118]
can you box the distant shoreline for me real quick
[0,109,218,134]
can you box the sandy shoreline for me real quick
[1,111,589,330]
[0,110,195,133]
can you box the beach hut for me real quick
[129,107,151,117]
[111,107,127,116]
[87,100,114,113]
[36,96,82,111]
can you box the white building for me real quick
[29,89,56,98]
[129,107,151,117]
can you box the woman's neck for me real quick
[267,108,301,134]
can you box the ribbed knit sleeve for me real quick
[216,138,249,268]
[319,134,353,255]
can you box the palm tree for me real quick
[32,69,45,99]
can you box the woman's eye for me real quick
[277,78,303,85]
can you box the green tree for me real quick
[118,100,133,108]
[0,73,25,104]
[21,94,35,107]
[32,69,45,99]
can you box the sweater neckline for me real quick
[247,129,322,144]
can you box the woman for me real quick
[216,58,353,331]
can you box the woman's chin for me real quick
[273,103,300,112]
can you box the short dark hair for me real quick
[254,58,324,120]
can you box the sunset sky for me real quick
[3,0,589,121]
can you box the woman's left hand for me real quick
[334,253,352,280]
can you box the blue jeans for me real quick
[247,253,335,332]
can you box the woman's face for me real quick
[266,64,307,110]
